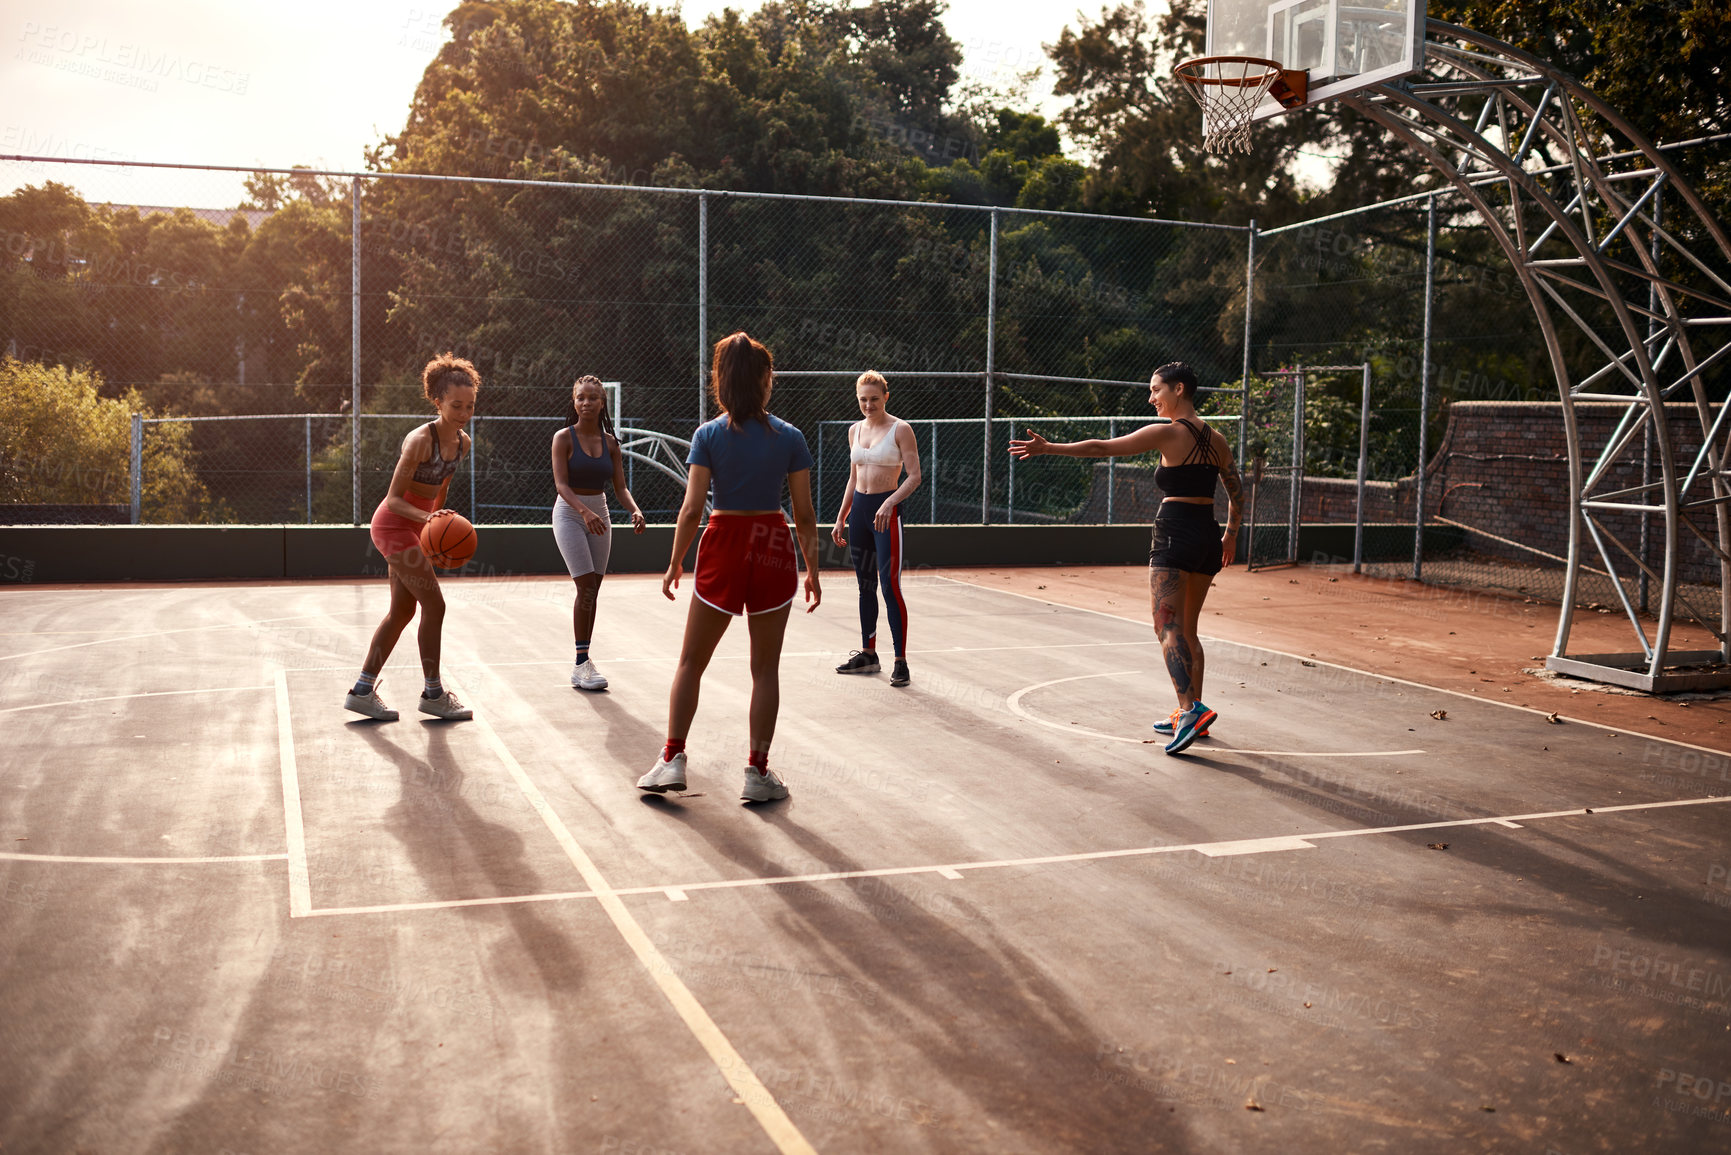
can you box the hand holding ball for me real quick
[421,511,477,569]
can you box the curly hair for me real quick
[710,332,773,427]
[422,353,482,403]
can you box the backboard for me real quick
[1205,0,1427,120]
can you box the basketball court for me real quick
[3,570,1727,1153]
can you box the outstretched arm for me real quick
[1009,423,1163,460]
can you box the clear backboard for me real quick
[1205,0,1427,120]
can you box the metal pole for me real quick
[1289,372,1304,564]
[1639,186,1660,612]
[1354,361,1371,573]
[1414,194,1435,581]
[1240,221,1255,469]
[983,208,998,523]
[351,176,361,525]
[129,413,142,524]
[930,421,938,523]
[816,422,825,523]
[469,416,479,523]
[1107,416,1116,524]
[304,414,312,524]
[1007,429,1015,523]
[697,193,709,426]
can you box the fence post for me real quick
[469,416,479,523]
[305,414,312,524]
[816,421,825,523]
[982,208,998,523]
[930,420,938,523]
[1289,371,1304,564]
[1107,416,1116,524]
[698,192,709,426]
[1354,361,1371,573]
[1007,435,1015,524]
[129,413,142,524]
[1240,220,1256,468]
[1414,194,1436,581]
[351,175,362,525]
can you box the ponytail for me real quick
[710,331,773,428]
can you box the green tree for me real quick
[0,357,217,521]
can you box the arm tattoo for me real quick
[1220,458,1244,527]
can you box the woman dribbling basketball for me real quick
[638,332,821,802]
[342,353,478,722]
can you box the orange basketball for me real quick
[421,512,477,569]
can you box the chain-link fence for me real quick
[1,157,1250,529]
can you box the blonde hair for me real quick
[856,371,888,393]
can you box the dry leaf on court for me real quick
[1430,709,1448,720]
[1300,660,1317,667]
[1546,713,1563,723]
[1427,843,1449,850]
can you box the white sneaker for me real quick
[343,678,398,721]
[571,659,608,691]
[417,689,473,721]
[741,766,789,803]
[638,752,688,793]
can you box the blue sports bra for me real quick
[411,422,465,486]
[566,425,613,489]
[1153,418,1218,498]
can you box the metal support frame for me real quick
[1354,361,1371,573]
[697,193,709,426]
[129,412,142,524]
[1332,20,1731,691]
[1414,194,1437,580]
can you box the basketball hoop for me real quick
[1174,56,1308,154]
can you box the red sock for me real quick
[662,738,686,762]
[748,749,769,773]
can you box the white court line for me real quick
[0,684,272,715]
[299,792,1731,915]
[0,608,373,663]
[1006,670,1424,756]
[461,679,817,1155]
[939,575,1731,760]
[274,670,313,918]
[0,851,287,864]
[278,638,1161,674]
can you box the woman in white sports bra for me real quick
[830,371,922,687]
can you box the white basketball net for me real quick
[1175,57,1283,155]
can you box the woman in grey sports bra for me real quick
[551,375,647,691]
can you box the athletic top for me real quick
[1153,418,1218,498]
[566,425,613,489]
[850,421,903,465]
[411,422,465,486]
[687,413,814,510]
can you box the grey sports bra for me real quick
[411,422,465,486]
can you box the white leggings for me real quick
[552,494,612,578]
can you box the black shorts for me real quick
[1148,502,1223,576]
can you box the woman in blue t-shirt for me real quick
[638,332,822,803]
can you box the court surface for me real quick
[2,571,1729,1154]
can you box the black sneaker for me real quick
[890,660,910,688]
[836,650,880,675]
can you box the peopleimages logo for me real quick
[16,22,250,95]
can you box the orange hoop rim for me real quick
[1173,55,1286,89]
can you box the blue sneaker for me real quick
[1164,702,1218,755]
[1153,707,1210,737]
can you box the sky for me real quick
[0,0,1086,208]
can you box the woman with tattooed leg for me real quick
[1008,362,1243,754]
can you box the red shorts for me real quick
[370,491,439,559]
[693,512,799,616]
